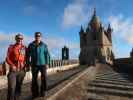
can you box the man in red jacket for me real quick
[6,34,27,100]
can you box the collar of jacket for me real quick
[32,41,44,46]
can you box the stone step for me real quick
[96,73,128,78]
[97,71,116,74]
[96,77,129,81]
[87,92,130,100]
[87,85,133,97]
[96,72,128,76]
[96,73,120,76]
[95,76,129,81]
[87,65,133,99]
[92,80,133,87]
[87,93,105,100]
[95,78,130,83]
[88,82,133,91]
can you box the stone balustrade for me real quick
[48,60,79,68]
[0,60,79,76]
[0,60,79,89]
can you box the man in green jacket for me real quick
[27,32,50,99]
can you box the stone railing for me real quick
[0,59,79,76]
[0,60,79,89]
[48,60,79,68]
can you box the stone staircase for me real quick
[87,66,133,100]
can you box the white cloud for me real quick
[0,32,14,42]
[109,15,133,44]
[0,32,33,62]
[0,32,79,62]
[44,35,79,50]
[0,32,33,45]
[0,32,79,50]
[108,15,133,58]
[62,0,90,28]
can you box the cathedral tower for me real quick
[79,8,113,65]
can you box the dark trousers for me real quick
[31,65,47,97]
[7,70,25,100]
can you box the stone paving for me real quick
[0,65,86,100]
[1,64,133,100]
[51,64,133,100]
[0,64,79,89]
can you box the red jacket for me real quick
[6,43,27,70]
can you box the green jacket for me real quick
[27,41,50,66]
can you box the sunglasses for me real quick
[35,35,41,37]
[17,38,23,40]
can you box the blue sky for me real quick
[0,0,133,62]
